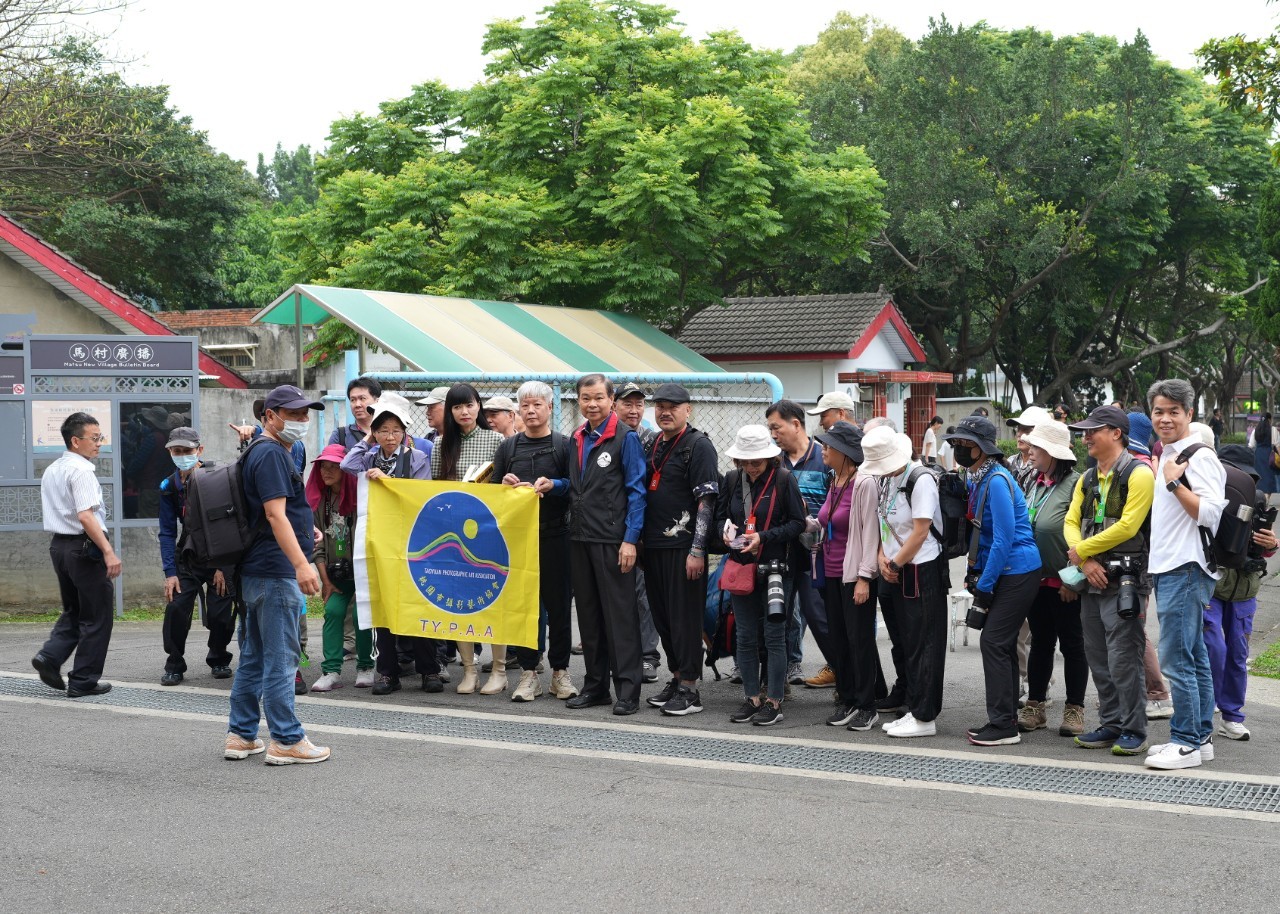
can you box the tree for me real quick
[276,0,888,351]
[255,143,318,206]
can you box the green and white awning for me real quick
[253,285,722,374]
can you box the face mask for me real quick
[953,444,978,468]
[171,454,198,472]
[276,419,308,447]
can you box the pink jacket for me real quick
[841,473,881,584]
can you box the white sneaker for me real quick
[1145,743,1202,770]
[354,669,375,688]
[1148,739,1214,762]
[888,716,936,738]
[512,670,543,702]
[1145,699,1173,719]
[549,669,579,700]
[882,712,913,732]
[310,672,342,692]
[1217,720,1250,741]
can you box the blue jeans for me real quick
[1153,563,1215,749]
[229,575,306,745]
[733,579,793,703]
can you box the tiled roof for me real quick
[156,308,259,329]
[675,292,890,356]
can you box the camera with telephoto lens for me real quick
[1245,503,1278,576]
[327,558,354,584]
[758,559,788,622]
[1106,555,1142,619]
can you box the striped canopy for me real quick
[253,285,722,374]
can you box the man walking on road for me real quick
[226,384,330,765]
[32,411,121,698]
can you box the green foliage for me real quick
[256,144,318,206]
[274,0,887,364]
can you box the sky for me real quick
[82,0,1280,167]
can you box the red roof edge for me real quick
[0,213,248,389]
[847,300,929,362]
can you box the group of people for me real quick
[28,374,1275,772]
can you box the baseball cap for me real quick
[616,381,647,400]
[806,391,857,415]
[164,426,201,449]
[263,384,324,413]
[416,386,451,406]
[483,395,517,413]
[1068,405,1130,435]
[652,382,691,404]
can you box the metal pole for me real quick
[359,335,367,375]
[295,293,304,389]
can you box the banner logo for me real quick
[407,491,510,614]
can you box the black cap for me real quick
[814,421,864,464]
[616,381,646,400]
[1068,405,1130,435]
[943,415,1001,456]
[164,426,201,449]
[651,382,691,404]
[1218,444,1259,479]
[263,384,324,413]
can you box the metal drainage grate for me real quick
[5,675,1278,815]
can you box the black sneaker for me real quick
[753,703,783,726]
[294,671,308,695]
[647,677,679,708]
[968,724,1021,746]
[876,694,906,713]
[371,675,401,696]
[422,674,444,693]
[661,685,703,716]
[210,665,232,680]
[161,671,183,686]
[846,709,880,732]
[827,705,858,727]
[730,700,762,723]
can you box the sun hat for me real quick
[859,426,912,476]
[1022,420,1075,462]
[814,421,865,465]
[806,391,857,415]
[943,415,1002,456]
[369,391,414,431]
[164,426,200,449]
[1005,406,1054,429]
[483,395,517,413]
[415,385,451,406]
[1188,422,1215,447]
[313,443,347,464]
[725,425,782,461]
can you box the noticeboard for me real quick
[31,400,114,453]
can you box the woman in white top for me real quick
[861,427,948,738]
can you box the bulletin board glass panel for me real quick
[120,401,193,519]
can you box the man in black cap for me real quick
[614,382,662,681]
[225,384,330,765]
[157,426,235,686]
[642,383,721,715]
[1063,405,1155,756]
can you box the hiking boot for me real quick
[1017,699,1047,732]
[549,669,579,700]
[648,677,679,708]
[512,670,542,702]
[730,700,762,723]
[224,733,265,760]
[661,685,703,716]
[265,736,331,765]
[310,672,342,692]
[804,665,836,688]
[371,675,400,696]
[1059,703,1085,737]
[752,702,783,726]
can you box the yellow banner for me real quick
[354,477,541,648]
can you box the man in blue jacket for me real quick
[158,426,235,685]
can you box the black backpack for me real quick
[904,463,969,559]
[179,437,286,570]
[1177,443,1254,572]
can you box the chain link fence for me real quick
[323,372,783,471]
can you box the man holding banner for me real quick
[547,374,647,716]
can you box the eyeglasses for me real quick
[75,434,105,443]
[374,427,405,437]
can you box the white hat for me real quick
[1006,406,1053,429]
[1188,421,1215,447]
[725,425,782,461]
[859,426,913,477]
[806,391,857,415]
[1022,420,1075,462]
[369,391,414,431]
[415,385,451,406]
[483,395,517,413]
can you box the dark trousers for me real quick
[887,557,948,722]
[41,535,114,691]
[1026,584,1088,705]
[793,569,834,666]
[877,587,910,703]
[824,577,880,712]
[571,540,642,704]
[374,630,439,680]
[643,547,708,682]
[162,566,235,674]
[979,570,1042,729]
[514,532,573,673]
